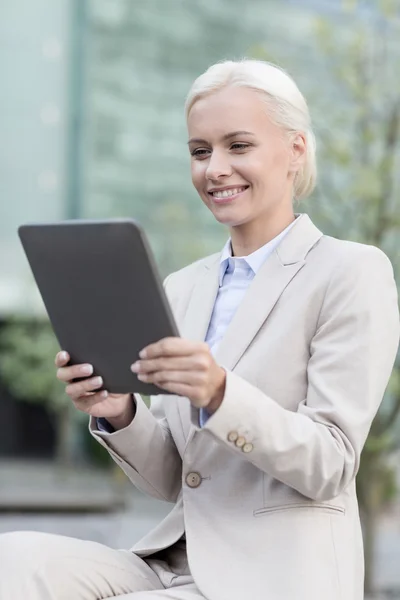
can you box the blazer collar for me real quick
[181,213,323,372]
[218,217,298,286]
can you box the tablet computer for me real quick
[18,218,179,395]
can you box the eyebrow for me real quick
[187,130,255,145]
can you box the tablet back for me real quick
[18,219,179,395]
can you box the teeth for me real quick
[212,187,246,198]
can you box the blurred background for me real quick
[0,0,399,598]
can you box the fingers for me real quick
[140,338,209,359]
[72,390,110,415]
[131,354,209,375]
[54,351,108,414]
[57,362,94,383]
[65,375,105,400]
[138,369,206,387]
[55,351,95,386]
[154,380,193,398]
[55,351,70,367]
[147,374,210,406]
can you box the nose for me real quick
[205,150,232,181]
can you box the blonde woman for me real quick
[0,60,399,600]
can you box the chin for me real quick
[211,208,251,227]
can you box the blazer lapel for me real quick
[213,253,305,371]
[214,214,323,370]
[180,255,220,343]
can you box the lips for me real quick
[208,185,248,198]
[208,185,249,203]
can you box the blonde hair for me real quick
[185,59,317,201]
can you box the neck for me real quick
[229,209,296,257]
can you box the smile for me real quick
[208,186,249,202]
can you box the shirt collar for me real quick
[218,217,298,286]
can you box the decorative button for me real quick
[186,472,202,488]
[235,436,246,448]
[227,431,239,443]
[242,443,254,453]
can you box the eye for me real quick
[230,143,250,151]
[190,147,210,159]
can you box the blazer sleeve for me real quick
[89,273,182,503]
[202,245,400,502]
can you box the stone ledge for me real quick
[0,459,127,512]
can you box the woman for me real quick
[0,59,398,600]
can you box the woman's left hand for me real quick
[130,337,226,412]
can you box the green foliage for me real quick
[0,317,67,413]
[0,316,106,466]
[378,0,399,17]
[357,433,398,513]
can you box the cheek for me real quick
[271,145,291,175]
[191,161,206,190]
[249,149,289,188]
[234,156,264,185]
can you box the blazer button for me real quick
[235,436,246,448]
[227,431,239,443]
[186,472,202,488]
[242,443,253,453]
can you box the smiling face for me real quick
[187,86,305,254]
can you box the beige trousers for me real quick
[0,531,205,600]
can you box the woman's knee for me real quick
[0,530,59,570]
[0,530,40,553]
[0,531,80,598]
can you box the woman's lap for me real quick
[0,530,200,600]
[111,583,205,599]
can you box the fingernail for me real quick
[81,364,93,375]
[60,351,68,361]
[131,362,140,373]
[93,376,103,386]
[100,390,108,398]
[139,349,147,359]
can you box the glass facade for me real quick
[0,0,71,315]
[0,0,338,315]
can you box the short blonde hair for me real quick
[185,59,317,201]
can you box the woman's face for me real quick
[187,86,304,229]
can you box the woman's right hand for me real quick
[55,351,135,430]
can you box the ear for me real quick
[289,132,306,174]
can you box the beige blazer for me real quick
[91,214,399,600]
